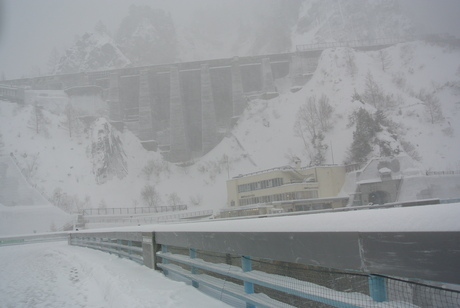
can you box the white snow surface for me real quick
[0,241,230,308]
[91,202,460,234]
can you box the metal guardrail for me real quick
[67,214,460,307]
[70,237,143,264]
[155,231,460,308]
[82,205,187,216]
[0,232,68,247]
[82,209,214,227]
[69,232,147,265]
[296,37,408,52]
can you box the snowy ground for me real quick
[0,241,231,308]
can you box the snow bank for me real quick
[106,202,460,233]
[0,242,230,308]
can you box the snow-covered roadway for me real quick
[0,241,231,308]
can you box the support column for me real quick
[169,66,190,162]
[261,58,276,93]
[189,248,199,288]
[107,73,124,131]
[142,232,157,269]
[369,275,387,302]
[242,255,255,308]
[161,245,169,275]
[200,63,217,155]
[138,70,157,151]
[231,57,245,119]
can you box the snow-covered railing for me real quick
[0,232,68,246]
[81,210,214,228]
[154,230,460,308]
[296,37,408,52]
[81,204,187,216]
[69,232,154,267]
[68,223,460,307]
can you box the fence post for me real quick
[117,239,122,257]
[142,232,157,269]
[128,240,133,260]
[369,275,387,302]
[242,255,255,308]
[189,248,199,288]
[161,245,169,275]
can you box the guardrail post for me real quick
[242,255,255,308]
[369,275,387,302]
[117,239,122,257]
[160,245,169,275]
[128,240,133,260]
[142,232,157,269]
[189,248,199,288]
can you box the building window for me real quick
[237,177,284,193]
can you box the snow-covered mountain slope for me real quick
[292,0,414,46]
[55,31,130,74]
[1,41,459,214]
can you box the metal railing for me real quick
[82,204,187,216]
[69,232,145,265]
[67,225,460,307]
[0,232,68,247]
[296,37,408,52]
[154,232,460,308]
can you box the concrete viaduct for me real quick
[2,38,404,162]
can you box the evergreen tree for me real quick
[347,108,380,163]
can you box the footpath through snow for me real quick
[0,241,231,308]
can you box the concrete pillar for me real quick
[138,70,155,142]
[200,63,218,155]
[141,232,158,269]
[289,53,304,80]
[107,73,124,130]
[169,66,190,162]
[261,58,276,93]
[231,57,245,118]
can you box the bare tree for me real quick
[417,90,444,124]
[294,95,333,166]
[141,184,162,210]
[378,49,391,72]
[63,103,80,138]
[344,48,357,77]
[24,153,40,179]
[317,94,333,131]
[167,192,183,207]
[363,71,385,109]
[189,194,203,207]
[29,102,49,136]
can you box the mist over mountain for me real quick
[54,0,416,73]
[54,25,129,75]
[115,5,177,66]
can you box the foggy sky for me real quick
[0,0,459,80]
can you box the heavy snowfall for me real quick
[1,0,460,307]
